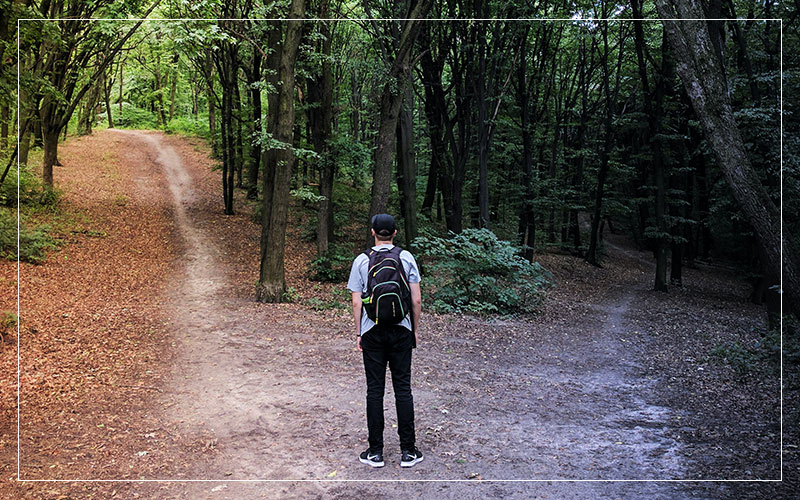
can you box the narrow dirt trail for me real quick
[105,130,768,499]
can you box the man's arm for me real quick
[410,282,422,345]
[352,292,363,351]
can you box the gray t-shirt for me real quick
[347,244,421,335]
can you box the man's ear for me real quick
[371,228,376,237]
[393,230,398,237]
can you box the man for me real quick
[347,213,423,468]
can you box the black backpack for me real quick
[362,246,413,328]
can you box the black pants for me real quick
[361,324,415,453]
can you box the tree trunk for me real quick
[656,1,800,312]
[246,51,262,200]
[104,69,115,128]
[368,74,405,241]
[205,50,217,156]
[154,52,166,127]
[475,23,491,228]
[234,75,244,188]
[41,126,59,186]
[312,14,335,255]
[366,5,432,245]
[586,17,614,267]
[19,125,31,167]
[515,39,536,261]
[169,53,179,122]
[118,57,124,116]
[257,4,305,303]
[395,80,418,247]
[1,105,8,150]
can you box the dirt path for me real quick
[105,130,731,499]
[11,129,786,499]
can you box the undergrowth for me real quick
[413,228,553,316]
[710,316,797,378]
[0,164,62,263]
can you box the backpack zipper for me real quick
[368,257,399,276]
[375,293,404,321]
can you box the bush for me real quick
[0,209,60,263]
[0,165,60,208]
[309,243,353,282]
[164,116,210,137]
[413,228,552,315]
[711,316,798,378]
[101,103,157,129]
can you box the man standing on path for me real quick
[348,213,423,468]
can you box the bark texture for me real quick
[257,1,305,303]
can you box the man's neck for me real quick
[373,240,394,247]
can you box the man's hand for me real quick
[357,336,362,351]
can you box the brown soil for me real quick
[1,129,795,499]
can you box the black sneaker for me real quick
[400,447,423,467]
[359,448,384,468]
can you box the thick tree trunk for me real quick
[396,81,418,246]
[656,1,800,312]
[41,126,59,186]
[368,76,405,233]
[257,4,305,303]
[366,4,432,246]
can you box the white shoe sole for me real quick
[400,455,423,467]
[359,457,385,468]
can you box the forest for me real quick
[1,0,798,498]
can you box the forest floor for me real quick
[1,129,796,499]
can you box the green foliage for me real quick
[281,286,300,303]
[304,289,349,311]
[290,185,326,204]
[0,165,61,208]
[327,134,372,188]
[164,116,210,137]
[710,317,796,378]
[309,243,353,283]
[0,209,60,264]
[102,103,158,129]
[413,228,552,316]
[0,310,18,330]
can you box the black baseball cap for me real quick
[371,213,396,236]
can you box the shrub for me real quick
[309,243,353,282]
[102,103,157,129]
[413,228,552,316]
[0,165,60,208]
[164,116,210,137]
[711,316,797,378]
[0,209,60,263]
